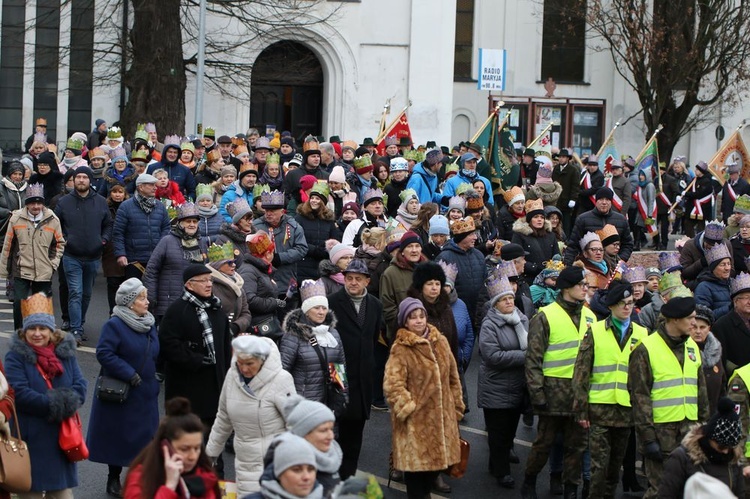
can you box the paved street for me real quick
[0,273,648,498]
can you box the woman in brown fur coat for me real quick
[384,298,465,499]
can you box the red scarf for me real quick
[32,343,64,378]
[511,210,526,220]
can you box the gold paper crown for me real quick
[503,186,524,205]
[353,155,373,169]
[207,242,235,262]
[303,136,320,152]
[231,136,246,147]
[524,198,544,214]
[234,145,249,157]
[21,293,54,318]
[451,216,476,235]
[206,149,222,163]
[266,153,280,165]
[596,224,619,244]
[544,258,566,273]
[466,191,484,211]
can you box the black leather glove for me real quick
[276,299,287,309]
[532,403,549,414]
[129,373,142,387]
[229,323,240,336]
[643,441,662,462]
[272,253,281,267]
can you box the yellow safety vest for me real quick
[541,302,597,379]
[588,320,648,406]
[641,333,701,423]
[728,364,750,457]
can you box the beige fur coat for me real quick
[384,324,465,472]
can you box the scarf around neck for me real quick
[198,205,218,217]
[135,192,156,214]
[493,307,528,350]
[32,342,64,378]
[182,290,220,364]
[172,225,204,263]
[113,305,155,333]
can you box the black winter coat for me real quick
[159,292,232,420]
[730,234,750,274]
[436,241,487,317]
[237,254,280,329]
[714,310,750,374]
[384,177,410,218]
[328,288,384,420]
[722,177,750,222]
[294,204,339,282]
[683,174,714,221]
[511,218,559,279]
[552,162,580,211]
[55,189,112,260]
[497,205,523,241]
[578,168,605,213]
[563,207,634,265]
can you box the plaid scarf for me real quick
[182,290,219,365]
[135,192,156,214]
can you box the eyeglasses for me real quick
[575,281,590,288]
[588,247,604,253]
[189,278,212,284]
[617,300,635,308]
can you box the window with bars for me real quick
[541,0,586,83]
[0,0,26,149]
[454,0,475,81]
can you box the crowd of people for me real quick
[1,119,750,499]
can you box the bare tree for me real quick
[552,0,750,160]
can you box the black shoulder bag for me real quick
[95,334,151,403]
[308,336,348,418]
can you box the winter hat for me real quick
[646,267,662,279]
[695,161,709,173]
[399,230,422,251]
[232,335,271,361]
[273,434,318,476]
[604,279,633,307]
[343,258,371,276]
[354,146,369,157]
[684,472,736,499]
[329,165,347,183]
[63,169,76,184]
[183,264,211,283]
[705,397,743,448]
[425,149,443,167]
[220,165,237,177]
[595,187,614,200]
[412,261,446,290]
[74,166,94,182]
[535,156,554,184]
[21,293,56,332]
[328,242,355,266]
[448,196,466,215]
[115,278,146,307]
[397,297,427,328]
[37,151,57,169]
[283,394,335,437]
[299,279,328,313]
[500,243,528,261]
[556,266,586,290]
[136,173,158,185]
[280,137,295,148]
[342,201,360,218]
[428,215,450,236]
[694,304,714,325]
[300,175,317,192]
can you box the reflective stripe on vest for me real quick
[589,320,648,406]
[541,302,597,379]
[728,364,750,457]
[641,333,701,423]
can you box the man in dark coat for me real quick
[563,187,634,265]
[159,264,232,474]
[327,259,385,480]
[577,155,605,215]
[721,163,750,223]
[552,149,580,237]
[714,277,750,375]
[654,166,679,250]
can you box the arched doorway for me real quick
[250,41,323,139]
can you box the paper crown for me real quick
[226,198,252,219]
[596,224,620,246]
[669,285,694,300]
[203,127,215,138]
[386,225,406,245]
[33,132,47,143]
[180,141,195,153]
[35,118,47,126]
[206,149,222,163]
[231,136,246,147]
[524,198,544,214]
[704,219,726,241]
[465,190,484,212]
[255,137,271,150]
[246,231,274,256]
[260,190,285,208]
[26,183,44,201]
[706,243,731,265]
[437,261,459,286]
[163,135,182,147]
[579,231,601,251]
[403,150,418,161]
[731,272,750,297]
[659,271,683,294]
[253,183,271,198]
[195,183,213,200]
[451,216,476,235]
[389,157,409,171]
[622,266,648,283]
[362,188,384,205]
[89,147,107,160]
[539,256,566,279]
[493,260,519,280]
[65,137,84,151]
[299,279,327,304]
[176,202,199,220]
[266,152,280,165]
[145,123,156,133]
[659,251,682,272]
[384,135,398,147]
[131,150,149,162]
[207,241,235,263]
[238,163,258,179]
[21,292,54,318]
[353,155,373,170]
[234,145,250,157]
[445,162,460,176]
[134,123,147,140]
[106,127,122,140]
[503,186,524,205]
[487,274,514,299]
[735,195,750,215]
[108,146,127,160]
[448,196,466,213]
[302,135,320,152]
[399,188,418,204]
[310,181,330,200]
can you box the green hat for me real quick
[658,271,683,295]
[134,123,148,141]
[207,241,235,263]
[203,126,215,139]
[66,137,85,152]
[131,150,149,163]
[329,135,342,144]
[735,194,750,215]
[195,183,213,202]
[360,137,376,147]
[253,183,270,199]
[309,181,330,202]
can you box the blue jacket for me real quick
[442,171,494,205]
[253,214,308,292]
[219,181,253,223]
[112,197,171,262]
[199,210,223,246]
[407,162,442,204]
[147,145,197,199]
[54,189,112,260]
[5,334,87,492]
[86,316,160,467]
[695,271,732,318]
[436,241,487,315]
[451,294,475,365]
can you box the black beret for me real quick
[604,279,633,307]
[661,296,696,319]
[556,266,586,290]
[183,263,211,283]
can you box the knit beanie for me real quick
[428,215,450,236]
[705,397,743,448]
[399,231,422,251]
[328,242,355,266]
[283,394,335,437]
[220,165,237,177]
[397,297,427,328]
[273,434,317,476]
[342,201,360,218]
[37,151,58,169]
[116,278,146,307]
[75,166,94,182]
[329,165,346,183]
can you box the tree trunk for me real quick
[120,0,186,138]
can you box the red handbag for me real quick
[36,365,89,462]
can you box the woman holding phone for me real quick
[124,397,220,499]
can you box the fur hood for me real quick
[10,332,78,363]
[527,182,563,203]
[282,308,338,341]
[318,259,340,278]
[296,200,334,221]
[700,332,722,367]
[512,217,552,236]
[681,424,742,465]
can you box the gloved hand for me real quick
[643,441,663,462]
[229,323,240,336]
[276,299,287,309]
[532,403,549,414]
[130,373,142,387]
[272,253,281,267]
[568,200,576,209]
[202,356,215,366]
[675,195,683,203]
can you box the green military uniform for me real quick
[524,295,596,487]
[627,323,710,498]
[727,363,750,498]
[573,317,647,498]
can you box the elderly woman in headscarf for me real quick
[205,335,295,497]
[206,242,252,336]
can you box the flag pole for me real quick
[595,121,620,158]
[378,99,391,137]
[526,123,553,149]
[469,102,502,143]
[375,103,410,144]
[634,125,663,163]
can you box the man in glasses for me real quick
[522,266,597,499]
[572,279,649,497]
